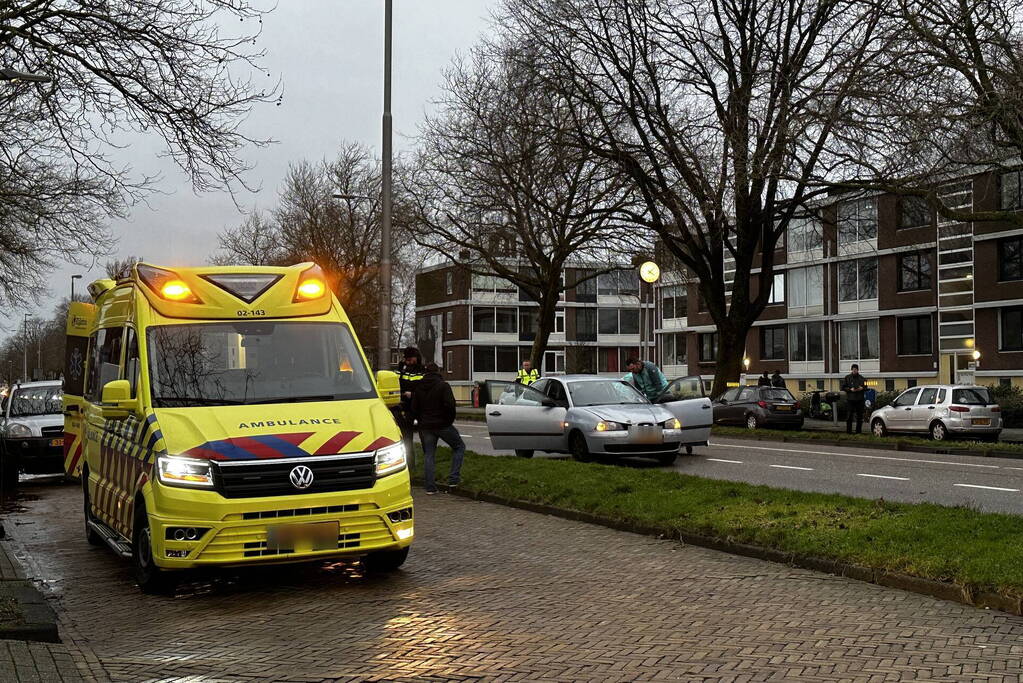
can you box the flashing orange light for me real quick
[161,280,193,301]
[295,278,326,300]
[340,358,353,372]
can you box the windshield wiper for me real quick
[246,395,337,405]
[154,396,245,406]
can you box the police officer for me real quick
[396,347,425,450]
[516,359,540,386]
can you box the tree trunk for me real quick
[711,323,748,398]
[528,284,561,374]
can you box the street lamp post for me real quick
[378,0,393,372]
[22,313,29,382]
[639,261,660,363]
[71,274,82,301]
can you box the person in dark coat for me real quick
[771,370,786,388]
[410,363,465,494]
[841,364,867,434]
[757,371,771,387]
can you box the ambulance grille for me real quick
[213,453,377,498]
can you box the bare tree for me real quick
[405,39,638,369]
[0,1,278,308]
[105,255,145,281]
[499,0,885,395]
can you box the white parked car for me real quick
[485,375,712,465]
[870,384,1002,441]
[0,380,65,487]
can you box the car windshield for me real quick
[568,380,647,407]
[8,386,62,417]
[147,322,376,408]
[761,389,795,401]
[953,388,993,405]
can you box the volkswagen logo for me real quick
[289,465,314,489]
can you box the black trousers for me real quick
[846,400,865,433]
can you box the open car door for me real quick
[484,380,567,452]
[655,376,713,446]
[62,301,95,478]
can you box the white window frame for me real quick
[837,197,878,246]
[445,311,453,334]
[445,271,453,296]
[555,310,565,334]
[446,350,453,373]
[767,273,785,304]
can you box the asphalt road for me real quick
[452,421,1023,515]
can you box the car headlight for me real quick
[3,422,31,438]
[375,442,407,477]
[662,418,681,430]
[595,421,627,432]
[157,455,214,488]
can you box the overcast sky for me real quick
[2,0,497,333]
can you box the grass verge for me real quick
[413,448,1023,598]
[711,425,1023,455]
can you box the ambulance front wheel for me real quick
[132,502,176,595]
[363,546,409,573]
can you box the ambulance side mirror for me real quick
[376,370,401,408]
[100,380,138,420]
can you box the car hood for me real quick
[582,404,670,424]
[154,399,400,461]
[2,413,63,436]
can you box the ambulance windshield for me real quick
[147,322,376,407]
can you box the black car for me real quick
[712,386,804,429]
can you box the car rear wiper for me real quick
[245,395,337,405]
[154,396,245,406]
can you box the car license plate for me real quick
[49,438,64,448]
[267,521,339,553]
[972,418,991,426]
[629,425,663,444]
[774,405,792,412]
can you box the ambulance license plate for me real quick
[267,521,339,552]
[972,418,991,426]
[629,425,663,444]
[49,438,64,448]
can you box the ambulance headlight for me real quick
[157,455,214,488]
[3,422,31,438]
[375,442,407,477]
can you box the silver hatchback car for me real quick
[870,385,1002,441]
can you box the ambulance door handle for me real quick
[64,406,79,415]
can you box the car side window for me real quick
[737,388,756,402]
[918,388,938,405]
[719,388,740,402]
[546,381,568,406]
[124,327,140,399]
[936,388,946,403]
[530,379,549,395]
[497,382,548,407]
[665,376,704,401]
[893,388,921,407]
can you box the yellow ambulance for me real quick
[64,262,411,593]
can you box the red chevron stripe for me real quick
[314,430,362,455]
[365,436,396,451]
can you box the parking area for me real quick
[4,481,1023,681]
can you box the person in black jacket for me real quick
[757,371,771,387]
[770,370,786,388]
[410,363,465,494]
[841,364,867,434]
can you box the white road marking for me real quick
[707,458,743,464]
[770,464,813,471]
[856,473,910,481]
[954,484,1020,492]
[722,443,1001,469]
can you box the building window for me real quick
[699,333,718,362]
[798,379,806,392]
[837,197,878,244]
[787,266,823,307]
[1000,169,1023,210]
[906,378,917,388]
[471,273,516,295]
[661,285,688,319]
[473,346,496,372]
[998,237,1023,282]
[575,309,597,341]
[619,309,639,334]
[885,378,895,392]
[445,311,453,334]
[787,216,823,252]
[446,350,453,372]
[574,271,597,302]
[899,196,931,229]
[661,332,687,366]
[555,310,565,334]
[839,319,879,360]
[898,315,933,355]
[1001,377,1013,388]
[788,323,824,362]
[472,307,517,333]
[1002,306,1023,351]
[445,271,453,295]
[496,346,519,372]
[767,273,784,304]
[898,252,932,291]
[760,326,785,360]
[597,270,639,296]
[598,308,618,335]
[598,347,620,373]
[838,258,878,301]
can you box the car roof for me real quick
[904,385,989,390]
[553,375,628,382]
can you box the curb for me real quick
[438,485,1023,618]
[0,535,60,644]
[713,430,1023,461]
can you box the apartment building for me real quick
[414,263,654,400]
[655,166,1023,393]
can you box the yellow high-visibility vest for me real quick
[517,368,540,385]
